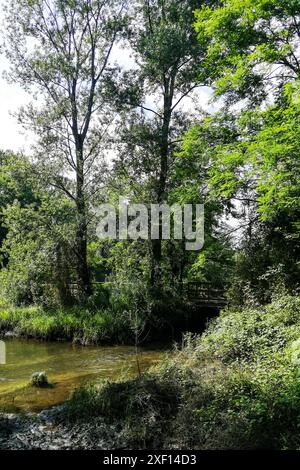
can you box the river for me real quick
[0,339,166,413]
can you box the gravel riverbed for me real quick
[0,408,121,450]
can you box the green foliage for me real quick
[207,97,300,223]
[0,305,132,345]
[189,0,300,300]
[0,195,76,307]
[0,0,298,310]
[195,0,300,104]
[65,294,300,449]
[0,152,38,259]
[179,94,300,298]
[199,294,300,363]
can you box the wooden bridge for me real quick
[182,282,227,309]
[74,280,227,309]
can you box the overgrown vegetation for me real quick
[65,294,300,449]
[0,305,132,344]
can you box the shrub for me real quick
[197,294,300,364]
[64,294,300,449]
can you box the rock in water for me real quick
[31,371,49,387]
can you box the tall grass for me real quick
[0,305,133,344]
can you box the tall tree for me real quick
[3,0,127,297]
[194,0,300,228]
[190,0,300,296]
[114,0,218,286]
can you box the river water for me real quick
[0,339,166,412]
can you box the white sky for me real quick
[0,0,32,152]
[0,57,33,153]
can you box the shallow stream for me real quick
[0,339,165,412]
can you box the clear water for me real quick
[0,339,166,412]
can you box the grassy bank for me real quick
[0,294,205,345]
[0,305,133,344]
[64,293,300,449]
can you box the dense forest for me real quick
[0,0,300,451]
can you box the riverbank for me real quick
[2,293,300,450]
[58,293,300,450]
[0,305,133,345]
[0,298,197,345]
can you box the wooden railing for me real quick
[182,282,226,305]
[49,280,226,306]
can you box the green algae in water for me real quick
[0,339,165,412]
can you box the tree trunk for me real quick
[150,80,173,287]
[75,144,92,298]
